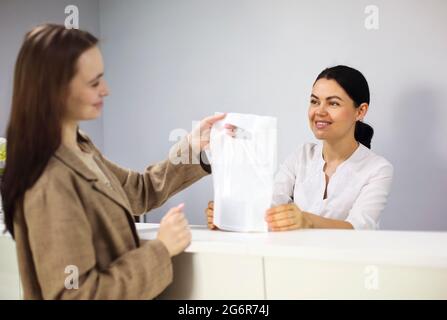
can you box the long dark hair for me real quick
[1,24,98,237]
[314,65,374,149]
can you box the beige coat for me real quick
[13,132,209,299]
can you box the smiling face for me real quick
[65,46,109,124]
[308,78,368,143]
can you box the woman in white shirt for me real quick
[206,65,393,231]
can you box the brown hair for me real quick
[1,24,98,237]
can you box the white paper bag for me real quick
[210,113,277,232]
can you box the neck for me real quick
[61,120,80,151]
[322,135,359,164]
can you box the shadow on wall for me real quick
[381,86,447,231]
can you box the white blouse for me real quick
[272,143,394,230]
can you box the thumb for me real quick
[204,113,227,126]
[165,203,185,217]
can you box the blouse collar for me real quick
[314,142,370,171]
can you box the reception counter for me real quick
[136,224,447,299]
[1,222,447,299]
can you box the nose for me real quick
[314,102,329,116]
[100,80,110,97]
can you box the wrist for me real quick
[302,212,314,229]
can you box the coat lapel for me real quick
[54,144,132,214]
[91,179,132,213]
[54,140,141,247]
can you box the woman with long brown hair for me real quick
[1,24,223,299]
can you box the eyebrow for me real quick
[311,94,343,101]
[326,95,343,101]
[88,73,104,84]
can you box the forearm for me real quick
[303,212,354,229]
[102,136,208,214]
[48,240,172,300]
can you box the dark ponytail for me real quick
[355,121,374,149]
[315,65,374,149]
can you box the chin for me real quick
[81,113,101,121]
[311,130,326,140]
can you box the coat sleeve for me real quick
[92,135,210,215]
[23,172,173,299]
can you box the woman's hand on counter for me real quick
[207,200,351,231]
[265,203,355,230]
[265,203,314,231]
[206,201,313,231]
[157,203,192,257]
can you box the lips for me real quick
[93,101,103,109]
[315,121,332,129]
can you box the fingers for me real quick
[204,113,227,126]
[163,203,188,226]
[270,225,300,232]
[206,207,213,218]
[265,208,295,222]
[205,207,216,230]
[224,124,237,130]
[165,214,188,229]
[165,203,185,216]
[206,210,213,219]
[266,214,296,230]
[266,203,295,215]
[265,204,304,231]
[204,201,217,230]
[225,129,236,137]
[267,216,297,228]
[223,124,237,137]
[208,223,217,230]
[206,202,214,219]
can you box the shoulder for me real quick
[284,142,319,162]
[23,156,79,212]
[280,142,320,170]
[302,142,320,159]
[357,144,394,178]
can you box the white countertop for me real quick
[3,222,447,268]
[136,223,447,268]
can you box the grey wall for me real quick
[0,0,103,149]
[2,0,446,231]
[99,0,447,231]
